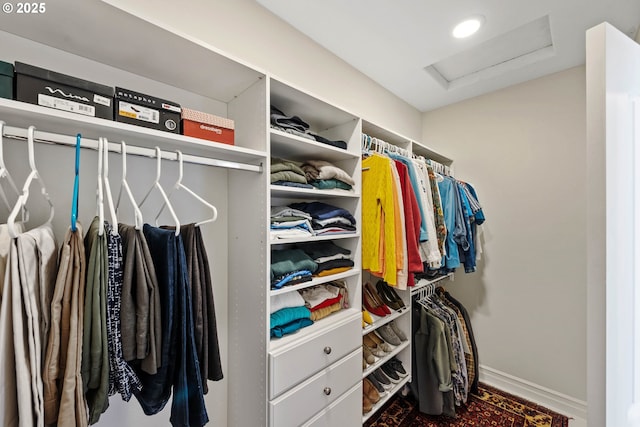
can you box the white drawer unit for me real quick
[269,349,361,427]
[269,314,361,399]
[302,383,362,427]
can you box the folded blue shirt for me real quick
[270,306,311,329]
[271,318,314,338]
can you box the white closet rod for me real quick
[1,125,263,173]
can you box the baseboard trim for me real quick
[478,365,587,420]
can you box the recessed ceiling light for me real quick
[452,16,485,39]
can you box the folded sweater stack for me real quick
[296,240,354,276]
[269,280,351,339]
[289,201,357,236]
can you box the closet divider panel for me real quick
[227,168,269,427]
[226,75,270,427]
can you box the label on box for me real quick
[119,101,159,124]
[200,124,223,135]
[162,103,181,113]
[93,94,111,107]
[38,93,95,116]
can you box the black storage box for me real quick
[14,62,114,119]
[0,60,13,100]
[114,87,181,134]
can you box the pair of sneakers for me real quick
[380,357,408,384]
[376,321,408,346]
[366,357,407,392]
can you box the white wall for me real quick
[101,0,422,141]
[422,66,587,402]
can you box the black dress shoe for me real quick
[376,280,405,310]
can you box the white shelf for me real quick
[270,128,357,162]
[0,0,265,103]
[362,306,410,336]
[270,184,359,199]
[412,140,453,165]
[270,269,360,296]
[269,309,360,353]
[362,340,411,378]
[270,232,360,245]
[0,99,267,165]
[270,79,358,134]
[362,376,411,424]
[361,121,412,150]
[411,272,455,295]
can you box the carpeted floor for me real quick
[364,383,570,427]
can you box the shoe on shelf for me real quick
[362,309,374,325]
[376,280,405,311]
[363,378,380,404]
[367,332,393,353]
[363,335,386,357]
[363,394,373,414]
[382,281,406,309]
[380,363,401,384]
[363,283,388,317]
[389,320,408,342]
[366,374,387,396]
[365,282,392,315]
[376,324,402,346]
[388,357,408,378]
[371,369,393,390]
[362,344,376,364]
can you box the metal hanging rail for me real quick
[1,124,264,173]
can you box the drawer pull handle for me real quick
[323,387,332,396]
[323,346,332,355]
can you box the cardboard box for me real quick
[115,87,181,134]
[182,107,235,145]
[0,61,13,100]
[14,62,113,119]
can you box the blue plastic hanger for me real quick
[71,133,81,231]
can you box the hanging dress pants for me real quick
[1,223,57,427]
[118,224,162,375]
[82,217,110,425]
[136,224,208,427]
[177,224,223,392]
[0,223,22,427]
[43,225,88,427]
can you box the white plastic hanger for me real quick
[7,125,55,238]
[155,150,217,228]
[139,147,180,235]
[101,137,118,235]
[0,121,24,215]
[96,137,105,236]
[115,141,144,230]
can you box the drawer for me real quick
[269,315,360,398]
[269,349,361,427]
[302,383,362,427]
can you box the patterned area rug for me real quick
[364,383,570,427]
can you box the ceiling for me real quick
[256,0,640,112]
